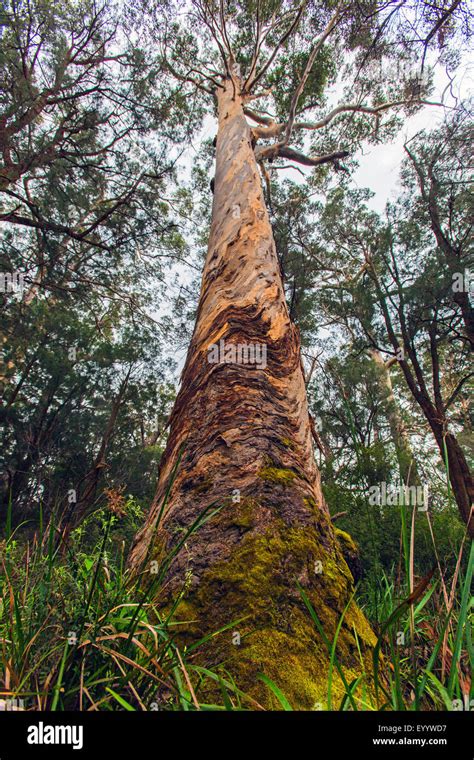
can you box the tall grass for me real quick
[1,487,471,711]
[298,511,473,711]
[0,489,249,711]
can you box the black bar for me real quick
[0,710,471,758]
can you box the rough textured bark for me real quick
[128,76,376,709]
[394,364,473,537]
[430,421,474,536]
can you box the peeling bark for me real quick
[128,77,376,709]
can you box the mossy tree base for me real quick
[170,502,376,710]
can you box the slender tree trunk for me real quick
[429,419,474,536]
[372,275,473,537]
[402,377,474,536]
[58,369,131,543]
[405,384,473,536]
[370,349,420,487]
[128,76,375,709]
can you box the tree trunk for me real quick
[370,349,420,487]
[372,278,473,538]
[429,420,474,536]
[128,76,375,709]
[402,377,474,537]
[58,369,131,544]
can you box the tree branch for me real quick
[255,144,350,168]
[244,3,306,92]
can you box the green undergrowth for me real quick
[0,492,471,711]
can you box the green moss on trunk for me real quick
[168,506,376,709]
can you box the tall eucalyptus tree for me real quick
[128,0,468,706]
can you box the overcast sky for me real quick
[352,62,472,211]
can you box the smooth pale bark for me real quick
[370,349,420,487]
[128,76,376,709]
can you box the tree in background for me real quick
[316,158,472,536]
[260,115,470,625]
[265,110,472,540]
[0,0,193,529]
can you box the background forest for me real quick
[0,0,472,712]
